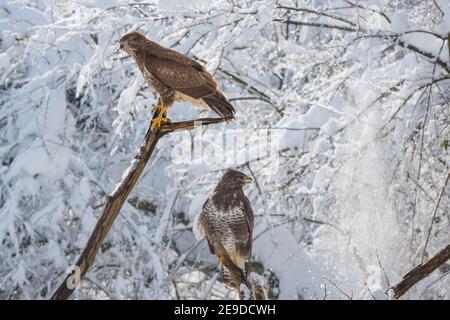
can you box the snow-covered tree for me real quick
[0,0,449,299]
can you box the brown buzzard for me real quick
[119,31,235,130]
[198,169,254,288]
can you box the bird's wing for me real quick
[199,197,218,255]
[235,198,254,257]
[144,46,218,99]
[230,197,254,275]
[242,197,254,240]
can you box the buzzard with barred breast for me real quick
[198,169,254,289]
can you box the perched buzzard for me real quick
[198,169,254,288]
[119,31,235,130]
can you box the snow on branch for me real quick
[274,10,450,73]
[50,117,226,300]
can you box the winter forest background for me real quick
[1,0,449,300]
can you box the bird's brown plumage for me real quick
[198,169,254,288]
[119,31,235,121]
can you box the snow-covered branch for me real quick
[50,118,225,300]
[393,244,450,299]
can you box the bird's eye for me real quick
[128,38,135,44]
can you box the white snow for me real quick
[1,0,448,301]
[0,52,10,72]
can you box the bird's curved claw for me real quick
[151,103,170,131]
[151,115,170,131]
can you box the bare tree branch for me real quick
[396,40,450,74]
[421,171,450,262]
[50,117,226,300]
[274,18,358,32]
[393,244,450,299]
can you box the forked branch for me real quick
[50,117,225,300]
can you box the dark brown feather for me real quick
[121,31,235,121]
[202,92,236,122]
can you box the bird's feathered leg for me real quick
[217,252,237,267]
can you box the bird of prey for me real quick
[119,31,235,130]
[198,169,254,288]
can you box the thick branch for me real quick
[392,244,450,299]
[50,117,225,300]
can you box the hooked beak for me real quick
[242,176,253,184]
[119,39,126,50]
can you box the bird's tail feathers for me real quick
[220,256,246,289]
[203,91,235,122]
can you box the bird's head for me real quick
[216,169,253,189]
[119,31,146,53]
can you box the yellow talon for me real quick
[151,114,169,130]
[151,104,170,131]
[218,257,224,265]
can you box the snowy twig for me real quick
[342,0,391,23]
[396,40,450,74]
[421,172,450,262]
[274,16,450,73]
[276,4,357,27]
[448,33,450,62]
[50,117,226,300]
[200,272,219,300]
[375,251,391,296]
[392,244,450,299]
[322,277,353,300]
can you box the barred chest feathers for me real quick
[203,192,247,251]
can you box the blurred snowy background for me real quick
[1,0,449,300]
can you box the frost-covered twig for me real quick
[392,244,450,299]
[274,17,450,73]
[274,18,358,32]
[375,251,391,296]
[50,117,226,300]
[322,277,353,300]
[276,4,357,27]
[421,172,450,263]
